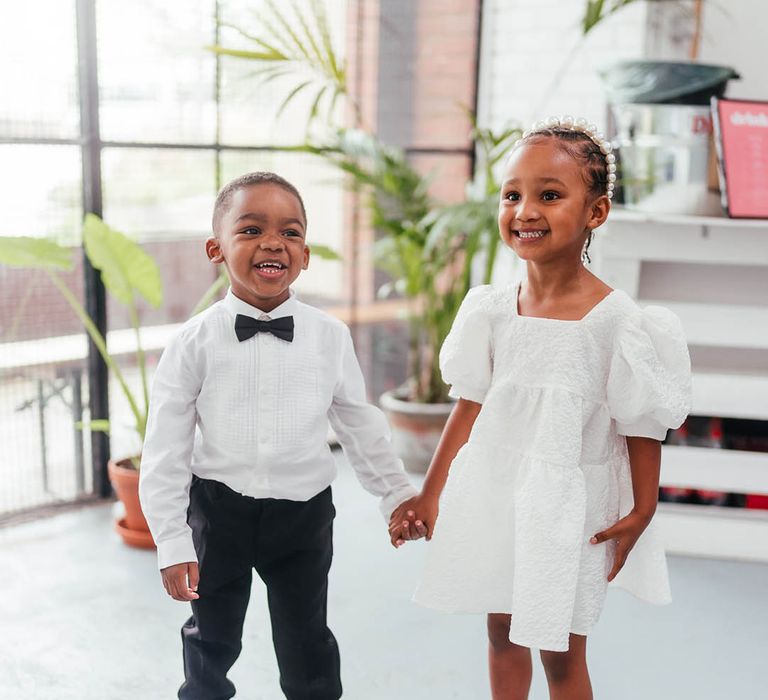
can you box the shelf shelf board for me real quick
[657,502,768,563]
[639,300,768,350]
[691,371,768,421]
[609,207,768,230]
[661,445,768,494]
[601,215,768,266]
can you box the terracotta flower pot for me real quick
[380,388,454,473]
[108,458,155,550]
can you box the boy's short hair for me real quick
[212,171,307,233]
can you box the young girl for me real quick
[390,116,692,699]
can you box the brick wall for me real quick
[380,0,478,200]
[343,0,481,304]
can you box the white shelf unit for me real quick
[597,209,768,562]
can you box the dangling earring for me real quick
[582,230,594,265]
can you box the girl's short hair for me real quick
[519,128,610,200]
[212,171,307,232]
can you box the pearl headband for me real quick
[514,115,617,199]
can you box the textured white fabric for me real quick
[414,283,691,651]
[139,288,417,570]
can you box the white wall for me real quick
[479,0,768,135]
[644,0,767,100]
[477,0,648,134]
[696,0,768,101]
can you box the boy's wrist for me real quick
[156,531,198,571]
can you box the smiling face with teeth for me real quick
[206,182,310,312]
[498,138,609,266]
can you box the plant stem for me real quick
[191,270,229,316]
[48,271,145,442]
[690,0,703,60]
[128,299,149,438]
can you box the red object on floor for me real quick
[745,494,768,510]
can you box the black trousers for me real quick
[178,477,342,700]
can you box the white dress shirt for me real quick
[139,288,417,569]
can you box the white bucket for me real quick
[610,103,723,216]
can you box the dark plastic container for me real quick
[600,60,740,105]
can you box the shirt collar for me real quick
[223,288,298,319]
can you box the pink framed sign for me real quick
[712,98,768,219]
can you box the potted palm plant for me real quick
[304,126,517,470]
[209,0,519,470]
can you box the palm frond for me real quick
[290,0,330,71]
[207,45,286,61]
[252,66,299,87]
[275,80,315,119]
[264,0,315,65]
[313,0,343,82]
[582,0,679,35]
[211,0,347,129]
[307,84,329,123]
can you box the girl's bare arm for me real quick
[389,398,482,545]
[590,435,661,580]
[625,436,662,521]
[422,398,483,497]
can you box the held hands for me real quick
[388,493,439,548]
[590,509,653,582]
[161,561,200,601]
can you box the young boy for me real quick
[139,172,421,700]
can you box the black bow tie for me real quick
[234,314,294,343]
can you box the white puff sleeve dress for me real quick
[413,284,692,652]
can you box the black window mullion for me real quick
[76,0,110,497]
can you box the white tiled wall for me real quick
[645,0,768,101]
[478,0,648,133]
[479,0,768,135]
[693,0,767,101]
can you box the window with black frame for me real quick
[0,0,351,521]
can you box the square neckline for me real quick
[512,281,616,323]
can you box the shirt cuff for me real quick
[616,418,668,441]
[156,531,198,570]
[379,482,420,522]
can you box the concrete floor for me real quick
[0,450,764,700]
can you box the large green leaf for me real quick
[0,236,73,271]
[308,243,341,261]
[82,214,162,308]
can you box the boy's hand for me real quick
[388,494,439,548]
[590,509,652,582]
[161,562,200,601]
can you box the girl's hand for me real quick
[590,509,653,582]
[388,493,440,548]
[388,497,426,547]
